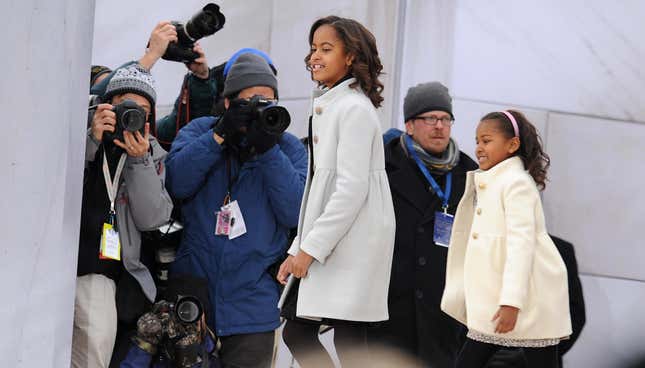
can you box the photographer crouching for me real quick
[73,64,173,368]
[121,276,219,367]
[165,52,307,367]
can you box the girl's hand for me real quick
[276,255,294,285]
[292,251,314,279]
[492,305,519,333]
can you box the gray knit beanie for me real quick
[103,64,156,107]
[222,53,278,98]
[403,81,453,121]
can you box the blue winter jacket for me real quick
[165,116,307,336]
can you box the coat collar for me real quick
[472,156,524,181]
[312,77,358,105]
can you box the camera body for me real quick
[163,3,226,63]
[239,95,291,136]
[154,296,205,367]
[104,99,147,142]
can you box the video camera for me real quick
[163,3,226,63]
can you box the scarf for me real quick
[400,134,460,175]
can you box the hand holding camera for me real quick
[132,297,205,365]
[140,21,179,70]
[90,104,117,142]
[187,43,209,79]
[90,100,151,157]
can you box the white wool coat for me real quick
[288,78,396,322]
[441,156,572,340]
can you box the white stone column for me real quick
[0,0,95,366]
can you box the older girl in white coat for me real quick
[276,16,396,367]
[441,110,571,368]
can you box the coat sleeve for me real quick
[499,176,538,309]
[123,138,173,231]
[119,344,154,368]
[165,117,225,200]
[300,103,377,263]
[85,128,101,166]
[256,134,307,228]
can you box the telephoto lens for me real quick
[248,95,291,135]
[163,3,226,63]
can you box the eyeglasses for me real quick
[412,115,454,127]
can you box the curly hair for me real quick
[305,16,384,108]
[480,110,551,190]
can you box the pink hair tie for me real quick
[501,110,519,137]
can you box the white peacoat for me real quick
[288,78,396,322]
[441,156,572,340]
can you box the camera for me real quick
[155,296,204,327]
[154,297,206,367]
[239,95,291,136]
[102,99,147,142]
[163,3,226,63]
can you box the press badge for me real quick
[216,200,247,239]
[224,200,247,239]
[100,223,121,261]
[215,209,232,236]
[433,211,454,247]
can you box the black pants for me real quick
[456,338,558,368]
[219,331,275,368]
[282,319,369,368]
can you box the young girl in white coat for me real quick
[276,16,396,368]
[441,110,571,368]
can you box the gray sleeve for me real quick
[85,128,101,167]
[123,138,173,231]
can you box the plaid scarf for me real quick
[400,134,460,175]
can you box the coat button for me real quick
[418,257,426,266]
[315,106,323,115]
[476,208,482,215]
[417,227,425,234]
[313,135,319,144]
[415,289,424,299]
[472,233,479,240]
[478,183,486,189]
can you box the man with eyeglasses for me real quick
[369,82,478,368]
[164,52,307,367]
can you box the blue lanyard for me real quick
[405,134,452,212]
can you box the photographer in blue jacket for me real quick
[165,51,307,368]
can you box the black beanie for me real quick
[222,53,278,98]
[403,81,453,121]
[90,65,112,86]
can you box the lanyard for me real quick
[405,134,452,212]
[223,156,240,206]
[102,151,127,216]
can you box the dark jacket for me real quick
[155,65,224,149]
[165,116,307,337]
[368,135,478,367]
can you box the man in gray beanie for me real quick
[368,82,478,368]
[73,63,173,368]
[165,51,307,368]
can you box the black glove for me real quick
[132,311,163,355]
[213,101,254,141]
[246,123,279,154]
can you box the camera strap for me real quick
[223,156,240,206]
[102,151,127,220]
